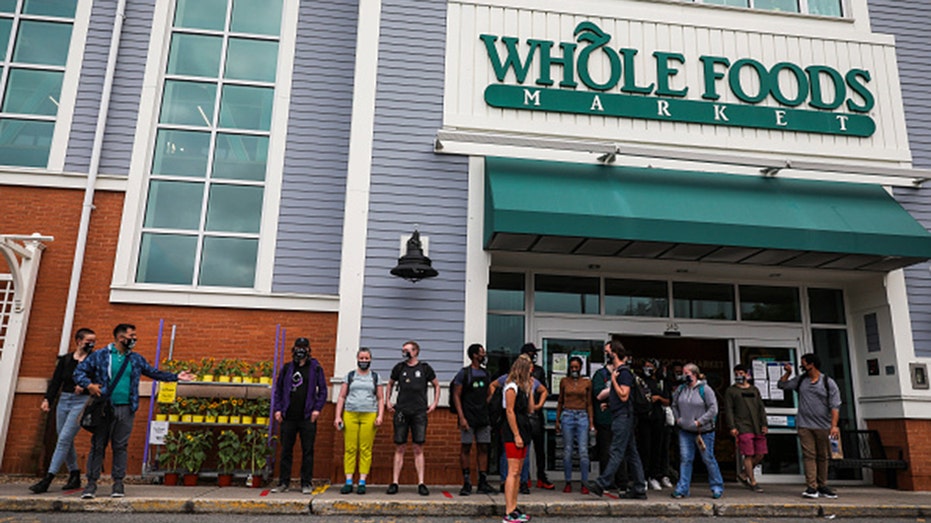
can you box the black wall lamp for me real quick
[390,229,438,283]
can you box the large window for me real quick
[136,0,283,288]
[0,0,76,168]
[694,0,843,16]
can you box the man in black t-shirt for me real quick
[386,340,439,496]
[452,343,495,495]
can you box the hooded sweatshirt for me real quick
[672,380,718,433]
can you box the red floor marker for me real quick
[442,490,453,498]
[260,489,270,496]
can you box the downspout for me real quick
[58,0,127,355]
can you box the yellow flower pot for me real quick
[256,417,269,425]
[217,415,229,424]
[218,376,231,383]
[206,415,217,424]
[168,414,180,422]
[155,414,167,422]
[231,376,243,384]
[259,377,272,385]
[242,416,254,425]
[242,377,253,384]
[230,416,241,424]
[181,414,193,423]
[201,374,214,382]
[192,415,205,423]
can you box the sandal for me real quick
[737,473,752,488]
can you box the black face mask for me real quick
[293,348,309,362]
[735,375,747,384]
[81,342,95,353]
[569,370,580,379]
[357,361,371,371]
[122,338,136,351]
[402,350,412,361]
[799,364,808,374]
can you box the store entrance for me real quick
[538,334,735,483]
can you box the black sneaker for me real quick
[817,486,838,499]
[802,487,819,498]
[386,483,399,495]
[418,483,430,496]
[459,482,472,496]
[585,481,604,497]
[81,482,97,500]
[477,481,497,494]
[620,490,647,500]
[340,483,353,494]
[356,484,366,495]
[111,481,124,498]
[519,483,530,495]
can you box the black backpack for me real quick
[625,368,652,416]
[447,366,473,413]
[487,381,505,429]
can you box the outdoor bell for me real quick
[390,230,438,283]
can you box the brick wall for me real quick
[866,418,931,491]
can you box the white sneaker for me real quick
[661,477,673,489]
[648,478,662,491]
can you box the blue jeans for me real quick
[48,392,84,474]
[596,412,645,493]
[675,430,724,496]
[499,440,530,484]
[560,410,590,482]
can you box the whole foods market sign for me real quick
[481,22,876,137]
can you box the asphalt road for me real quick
[0,515,925,523]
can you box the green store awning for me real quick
[484,157,931,271]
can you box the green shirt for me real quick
[109,348,133,406]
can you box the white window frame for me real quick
[0,0,90,174]
[690,0,846,17]
[110,0,335,311]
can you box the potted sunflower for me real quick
[179,429,213,486]
[217,399,231,424]
[198,357,216,382]
[241,428,275,488]
[161,429,184,485]
[216,430,242,487]
[255,361,274,385]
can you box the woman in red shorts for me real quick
[502,354,534,523]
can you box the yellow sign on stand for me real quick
[157,382,177,403]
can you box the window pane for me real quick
[137,233,196,285]
[230,0,282,35]
[160,80,216,126]
[3,69,63,115]
[174,0,227,31]
[205,184,263,233]
[167,33,222,78]
[809,288,846,324]
[23,0,77,18]
[218,85,273,130]
[225,38,278,82]
[488,272,525,311]
[0,18,12,58]
[753,0,799,12]
[673,282,735,320]
[0,0,14,13]
[143,180,203,230]
[213,133,267,180]
[534,274,599,315]
[152,129,211,177]
[704,0,748,6]
[0,118,52,167]
[486,313,525,379]
[199,237,257,287]
[807,0,841,16]
[740,285,800,322]
[14,21,72,66]
[605,278,668,317]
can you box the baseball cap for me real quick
[293,337,310,348]
[519,342,538,355]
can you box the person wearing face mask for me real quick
[333,348,384,495]
[778,354,841,500]
[29,328,97,494]
[386,341,440,496]
[586,343,648,499]
[74,323,196,499]
[670,363,723,499]
[635,358,671,492]
[451,343,495,496]
[272,337,328,495]
[724,364,767,493]
[592,340,628,491]
[555,356,593,493]
[519,342,554,491]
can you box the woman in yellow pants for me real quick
[334,347,384,494]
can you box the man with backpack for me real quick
[635,358,671,491]
[451,343,496,495]
[778,354,841,499]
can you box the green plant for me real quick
[241,428,275,475]
[216,430,243,475]
[214,359,236,376]
[179,430,213,474]
[253,360,273,378]
[162,430,184,472]
[198,357,216,376]
[253,398,271,418]
[161,358,184,374]
[163,400,181,416]
[204,399,221,418]
[230,359,249,378]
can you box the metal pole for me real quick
[142,319,165,475]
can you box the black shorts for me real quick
[393,410,428,445]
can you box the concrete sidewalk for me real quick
[0,478,928,517]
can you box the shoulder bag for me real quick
[79,353,132,433]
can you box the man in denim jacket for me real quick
[74,323,195,499]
